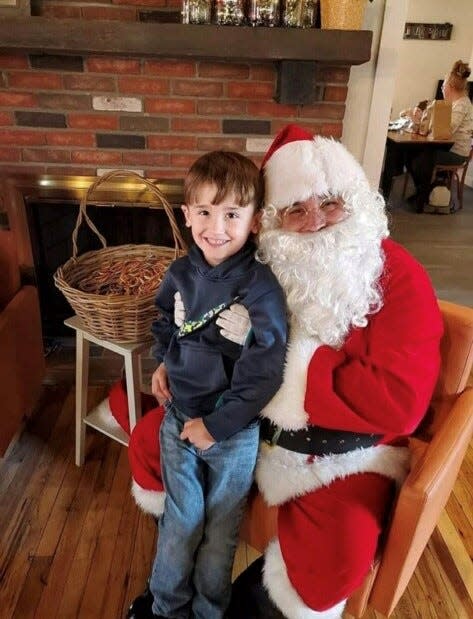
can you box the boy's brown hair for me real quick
[184,151,263,210]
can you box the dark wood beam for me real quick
[0,18,372,64]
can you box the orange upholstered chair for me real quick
[240,299,473,617]
[0,229,45,455]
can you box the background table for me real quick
[380,131,454,201]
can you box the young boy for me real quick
[147,151,287,619]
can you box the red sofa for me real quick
[0,229,45,455]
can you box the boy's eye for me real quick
[197,209,210,216]
[226,211,239,219]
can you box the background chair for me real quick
[0,229,45,456]
[429,142,473,211]
[240,299,473,618]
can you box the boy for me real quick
[145,151,287,619]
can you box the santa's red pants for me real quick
[277,472,394,611]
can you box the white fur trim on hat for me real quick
[264,137,369,210]
[263,540,346,619]
[131,480,166,518]
[89,397,123,430]
[256,443,410,506]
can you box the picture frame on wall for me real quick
[403,22,453,41]
[0,0,30,16]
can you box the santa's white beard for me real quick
[257,188,389,347]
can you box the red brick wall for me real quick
[0,2,349,178]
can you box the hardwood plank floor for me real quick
[0,385,157,619]
[1,188,472,619]
[389,184,473,308]
[0,383,471,618]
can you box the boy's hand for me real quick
[180,418,215,450]
[151,363,171,403]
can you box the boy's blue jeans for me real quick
[150,402,259,619]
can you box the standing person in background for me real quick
[410,60,473,212]
[127,150,287,619]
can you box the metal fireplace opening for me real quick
[3,175,190,338]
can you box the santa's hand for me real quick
[216,303,251,345]
[174,291,185,327]
[180,418,215,450]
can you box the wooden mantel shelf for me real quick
[0,17,372,64]
[0,17,372,103]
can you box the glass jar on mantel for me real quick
[248,0,280,27]
[282,0,318,27]
[213,0,246,25]
[182,0,211,24]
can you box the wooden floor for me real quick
[1,188,472,619]
[0,383,472,619]
[389,182,473,308]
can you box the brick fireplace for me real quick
[0,0,370,179]
[0,50,349,178]
[0,2,372,336]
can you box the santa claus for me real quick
[122,124,443,619]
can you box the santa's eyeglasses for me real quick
[280,196,346,226]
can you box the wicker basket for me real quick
[54,170,187,343]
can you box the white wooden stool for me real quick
[65,315,152,466]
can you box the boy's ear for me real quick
[181,204,191,227]
[250,210,262,234]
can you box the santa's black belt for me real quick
[260,417,382,456]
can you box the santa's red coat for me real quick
[125,238,443,618]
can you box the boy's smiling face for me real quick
[182,182,259,267]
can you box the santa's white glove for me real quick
[174,291,185,327]
[216,303,251,345]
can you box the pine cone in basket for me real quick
[78,256,169,296]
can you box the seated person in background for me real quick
[410,59,473,212]
[127,150,287,619]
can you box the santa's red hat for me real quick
[261,124,369,211]
[128,406,166,518]
[108,379,157,435]
[100,380,167,518]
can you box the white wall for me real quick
[341,1,385,163]
[343,1,409,188]
[391,0,473,118]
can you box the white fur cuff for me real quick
[131,480,165,518]
[263,540,346,619]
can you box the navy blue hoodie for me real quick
[151,241,287,442]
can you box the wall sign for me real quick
[403,22,453,40]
